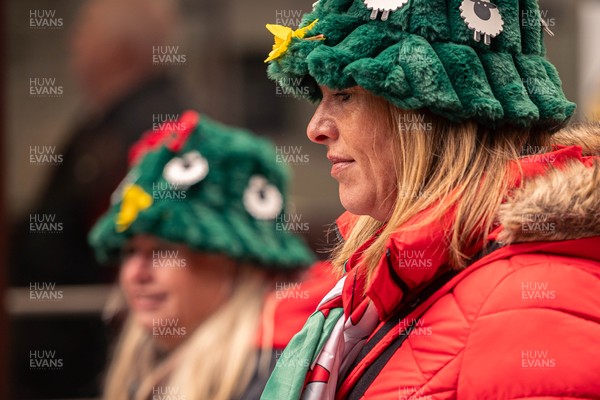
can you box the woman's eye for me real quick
[334,92,351,102]
[120,245,136,260]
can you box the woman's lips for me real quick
[328,155,355,177]
[131,292,167,311]
[331,161,354,177]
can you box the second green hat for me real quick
[89,111,315,270]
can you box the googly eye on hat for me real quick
[163,150,209,188]
[243,175,284,220]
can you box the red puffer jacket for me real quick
[335,145,600,399]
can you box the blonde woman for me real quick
[261,0,600,399]
[89,111,321,400]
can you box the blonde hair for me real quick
[332,97,551,281]
[103,265,275,400]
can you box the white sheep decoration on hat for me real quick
[363,0,409,21]
[460,0,504,45]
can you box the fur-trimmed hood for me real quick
[498,123,600,244]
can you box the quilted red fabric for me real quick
[347,238,600,399]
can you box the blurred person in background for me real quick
[11,0,191,285]
[261,0,600,399]
[89,111,336,400]
[9,0,193,397]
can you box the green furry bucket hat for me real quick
[265,0,575,131]
[89,111,315,270]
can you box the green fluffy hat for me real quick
[89,111,315,270]
[265,0,575,131]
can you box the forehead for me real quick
[126,234,177,248]
[318,85,391,115]
[320,85,370,94]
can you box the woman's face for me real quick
[307,86,397,221]
[119,235,237,348]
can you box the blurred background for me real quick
[2,0,600,398]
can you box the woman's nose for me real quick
[121,255,153,285]
[307,104,338,144]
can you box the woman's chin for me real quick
[134,311,163,331]
[339,187,370,216]
[339,180,396,221]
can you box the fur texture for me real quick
[520,0,542,55]
[266,0,576,130]
[498,124,600,244]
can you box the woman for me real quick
[262,0,600,399]
[89,111,325,400]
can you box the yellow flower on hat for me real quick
[116,184,153,233]
[264,19,323,63]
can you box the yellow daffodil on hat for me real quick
[115,184,153,233]
[264,19,323,63]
